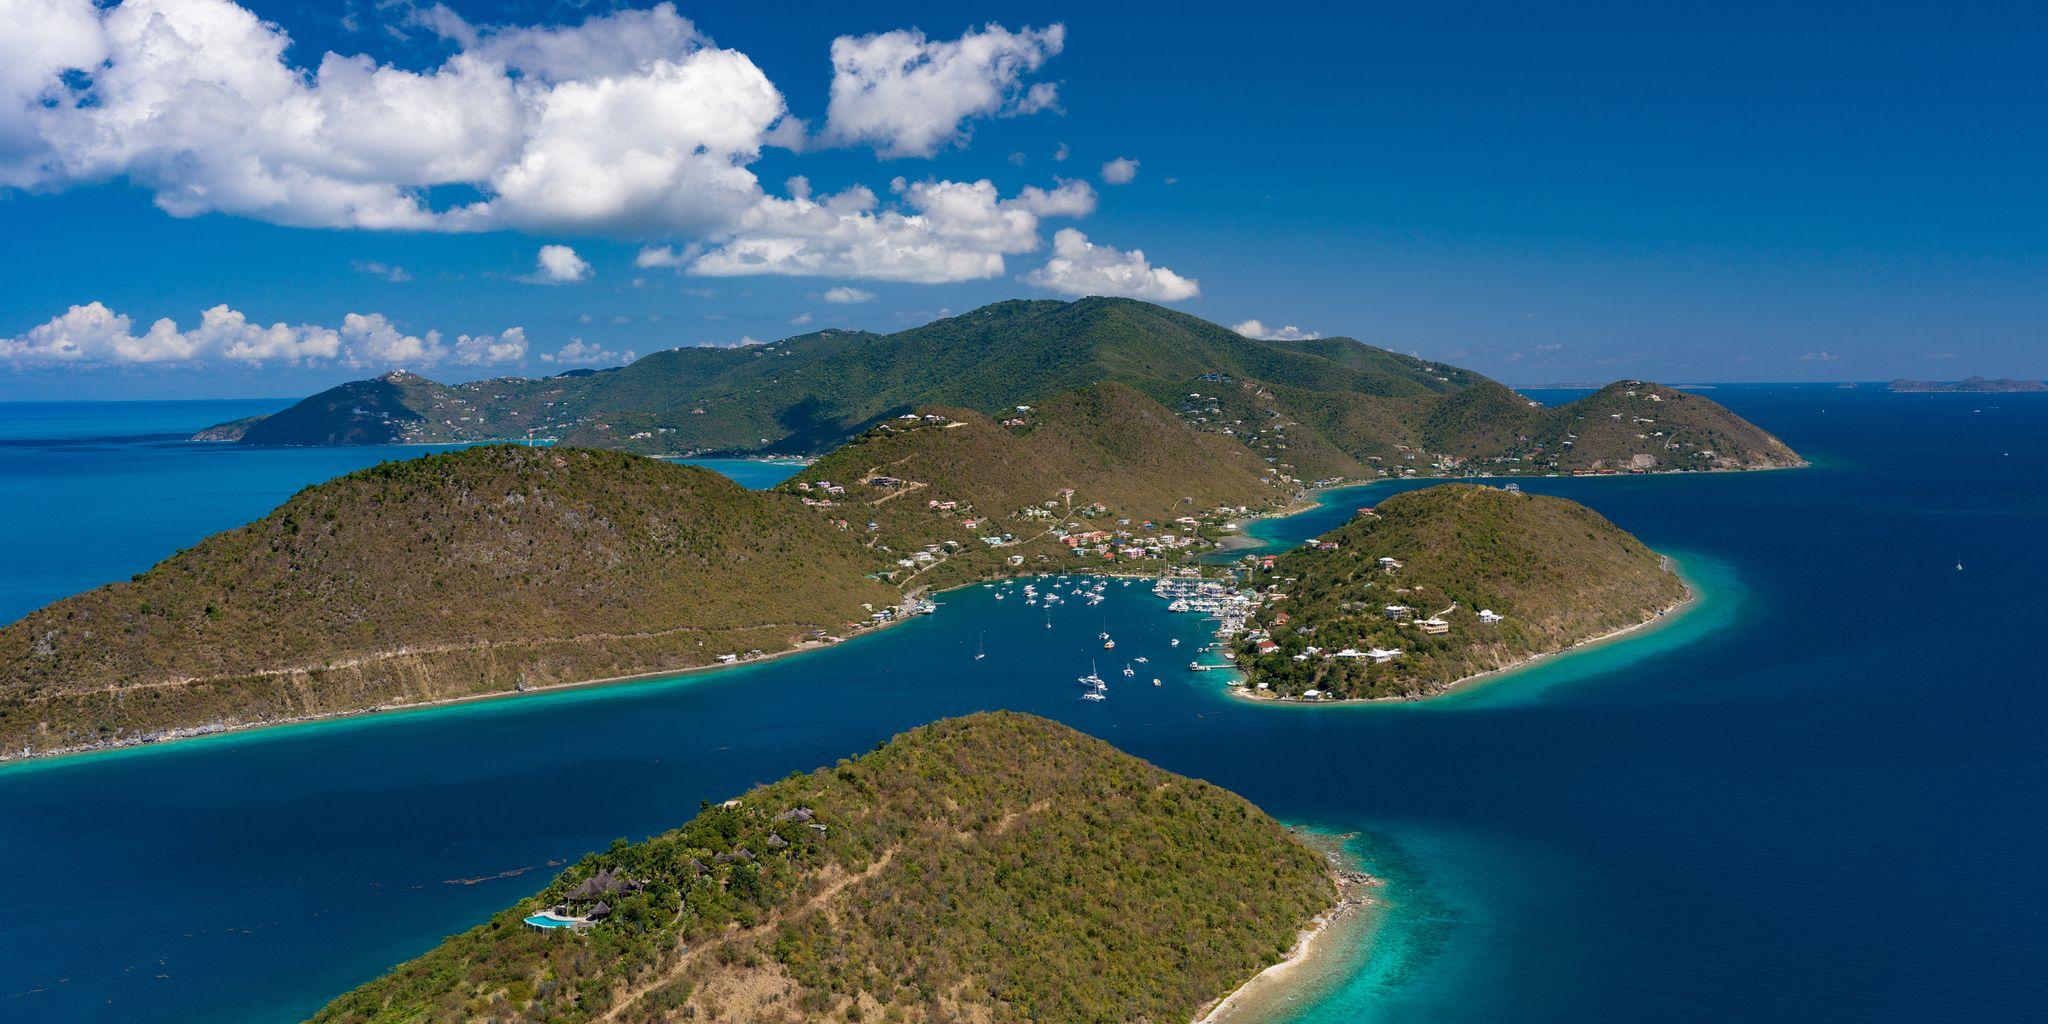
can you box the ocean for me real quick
[0,386,2041,1023]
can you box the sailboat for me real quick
[1123,663,1136,677]
[974,634,986,661]
[1077,662,1107,690]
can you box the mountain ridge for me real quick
[194,298,1802,480]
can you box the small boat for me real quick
[974,634,986,661]
[1170,638,1181,647]
[1122,664,1136,677]
[1078,662,1107,689]
[1103,638,1115,649]
[1153,678,1162,686]
[1080,690,1107,701]
[1134,656,1148,664]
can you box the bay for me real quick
[1,386,2041,1023]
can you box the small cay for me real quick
[307,712,1341,1024]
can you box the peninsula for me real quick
[307,712,1356,1024]
[1227,484,1686,701]
[0,447,899,759]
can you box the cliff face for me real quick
[309,712,1338,1024]
[1237,484,1687,699]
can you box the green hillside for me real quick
[783,383,1289,589]
[2,383,1311,761]
[1504,381,1803,473]
[0,446,900,758]
[1235,484,1686,700]
[196,299,1800,481]
[308,712,1339,1024]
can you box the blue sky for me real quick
[2,0,2043,399]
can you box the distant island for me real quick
[307,712,1368,1024]
[1227,485,1686,701]
[1888,376,2047,393]
[192,298,1803,482]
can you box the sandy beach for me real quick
[1194,837,1385,1024]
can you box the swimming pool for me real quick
[524,913,579,929]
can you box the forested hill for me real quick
[0,446,900,758]
[783,382,1290,587]
[1236,484,1686,700]
[307,712,1340,1024]
[193,298,1800,481]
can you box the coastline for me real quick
[0,607,926,770]
[2,465,1753,769]
[1224,574,1698,709]
[1194,834,1384,1024]
[4,562,1209,769]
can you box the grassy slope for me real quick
[309,712,1336,1024]
[1239,484,1686,699]
[784,383,1289,589]
[0,446,898,756]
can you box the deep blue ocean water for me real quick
[1,386,2043,1023]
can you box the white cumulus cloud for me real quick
[452,326,528,366]
[690,177,1092,283]
[823,23,1065,158]
[529,244,592,284]
[1023,229,1198,301]
[1231,319,1321,342]
[822,286,875,304]
[541,338,632,366]
[635,243,702,270]
[1101,157,1138,184]
[2,1,790,235]
[341,312,446,366]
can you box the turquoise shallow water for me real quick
[1,386,2044,1023]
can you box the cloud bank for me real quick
[1,302,524,368]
